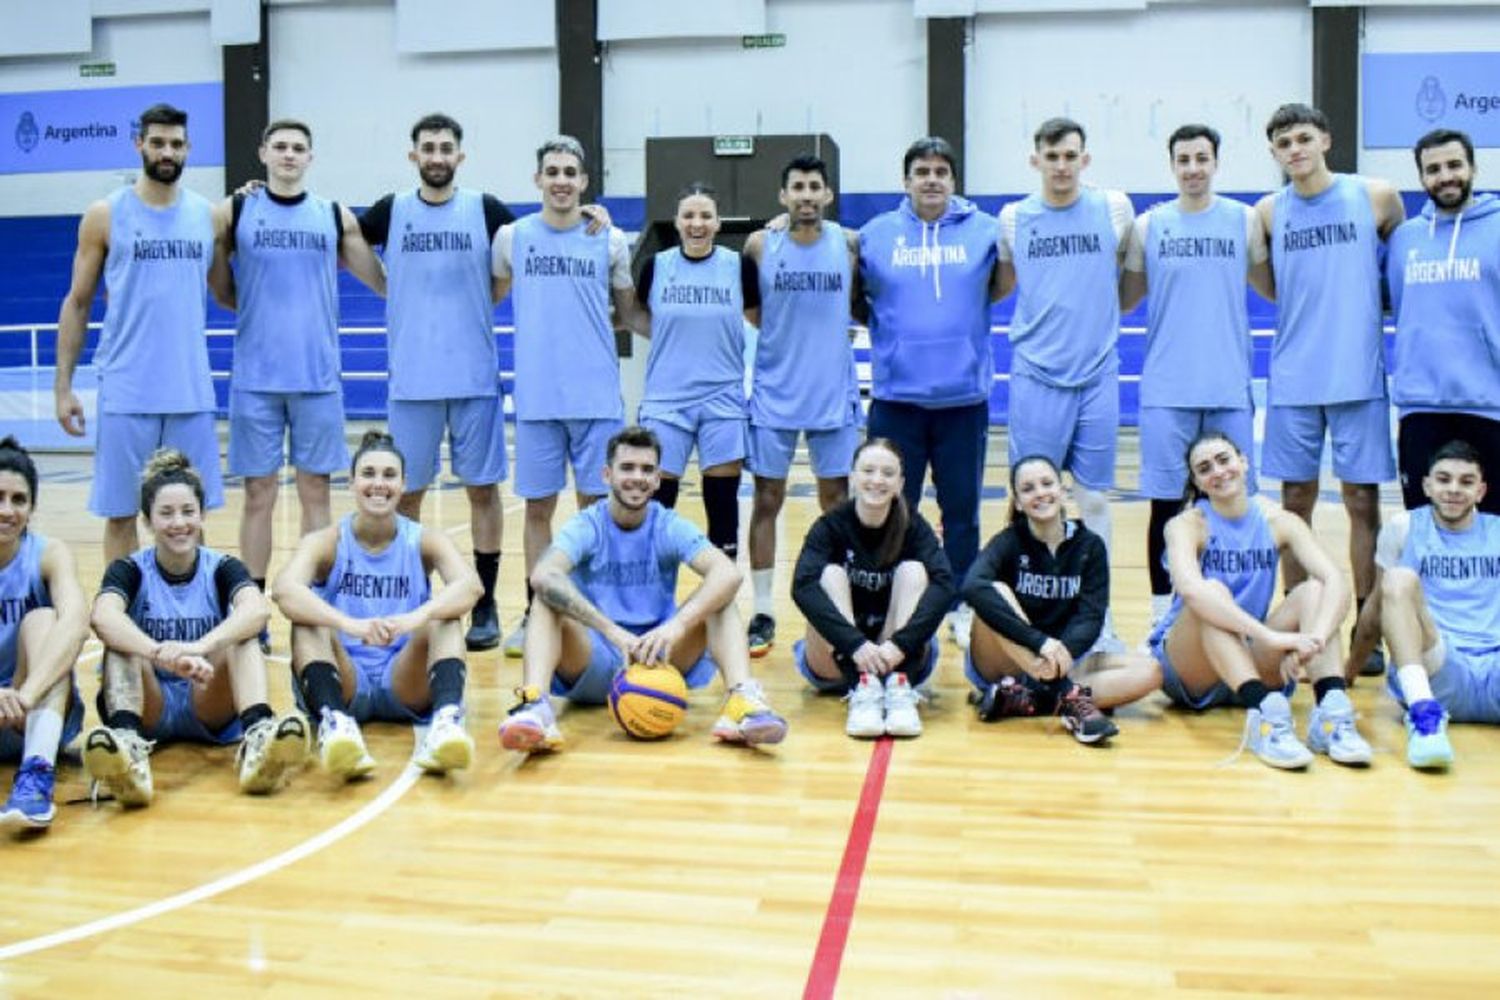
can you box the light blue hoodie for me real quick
[1387,191,1500,419]
[859,195,998,407]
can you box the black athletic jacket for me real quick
[962,518,1108,659]
[791,500,953,663]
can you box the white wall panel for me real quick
[968,0,1311,195]
[603,0,925,198]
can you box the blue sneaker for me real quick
[1404,699,1454,770]
[1242,692,1313,769]
[1305,688,1373,766]
[1,756,57,831]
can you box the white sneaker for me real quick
[844,674,885,739]
[498,688,564,752]
[948,604,974,650]
[84,726,154,807]
[503,615,527,659]
[238,714,310,794]
[317,708,376,780]
[883,672,924,738]
[413,704,475,773]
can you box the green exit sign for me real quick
[79,62,116,78]
[742,33,785,49]
[713,136,754,157]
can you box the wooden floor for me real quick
[5,431,1500,998]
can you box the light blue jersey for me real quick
[1398,507,1500,652]
[1002,189,1126,388]
[858,195,998,406]
[505,214,623,421]
[1139,197,1254,409]
[1387,192,1500,421]
[125,546,235,642]
[1151,499,1279,644]
[231,190,341,392]
[751,224,858,430]
[1269,175,1384,405]
[316,514,430,667]
[552,500,709,632]
[95,187,215,414]
[384,189,496,400]
[644,247,744,412]
[0,533,49,686]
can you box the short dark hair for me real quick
[1265,103,1329,140]
[1428,439,1486,479]
[411,113,463,145]
[351,428,405,477]
[902,136,957,178]
[1168,123,1220,159]
[1034,117,1085,150]
[138,103,188,132]
[781,154,828,188]
[0,436,38,506]
[261,118,312,145]
[607,425,662,464]
[536,135,587,173]
[1413,128,1474,171]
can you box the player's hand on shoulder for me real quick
[580,202,613,234]
[234,177,266,198]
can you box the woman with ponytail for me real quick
[963,454,1159,745]
[0,437,88,831]
[274,430,481,781]
[791,438,952,738]
[87,448,304,807]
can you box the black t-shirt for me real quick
[357,191,513,247]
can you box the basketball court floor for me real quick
[3,431,1499,998]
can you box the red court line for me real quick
[803,736,895,1000]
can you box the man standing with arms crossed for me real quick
[1121,124,1273,631]
[997,117,1134,647]
[55,103,224,562]
[358,113,514,651]
[859,137,1001,645]
[209,119,385,646]
[490,136,634,658]
[742,154,861,656]
[1254,103,1405,676]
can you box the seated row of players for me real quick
[3,427,1498,831]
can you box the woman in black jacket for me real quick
[792,438,953,739]
[963,454,1160,743]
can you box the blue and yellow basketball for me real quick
[608,664,689,740]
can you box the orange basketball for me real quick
[608,664,689,740]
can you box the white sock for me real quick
[1150,593,1172,622]
[1397,663,1435,704]
[752,568,775,618]
[1075,485,1112,554]
[23,706,64,764]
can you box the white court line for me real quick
[0,764,423,962]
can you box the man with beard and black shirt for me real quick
[55,102,223,563]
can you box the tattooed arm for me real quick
[529,545,635,651]
[100,650,146,716]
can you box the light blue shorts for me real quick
[291,641,430,725]
[1007,365,1120,491]
[227,389,349,477]
[514,417,622,499]
[1150,629,1296,711]
[747,423,862,480]
[388,396,508,491]
[553,627,717,705]
[1387,637,1500,724]
[0,684,84,763]
[1261,398,1395,484]
[640,404,747,477]
[794,636,938,695]
[144,671,243,746]
[90,410,225,517]
[1138,405,1257,500]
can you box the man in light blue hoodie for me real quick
[1387,128,1500,517]
[859,137,1002,641]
